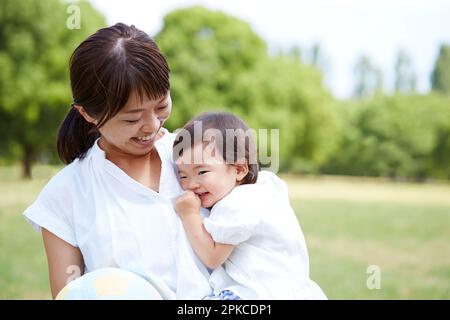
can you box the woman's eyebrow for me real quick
[123,96,168,114]
[123,108,145,114]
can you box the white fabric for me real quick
[23,128,212,299]
[204,170,327,300]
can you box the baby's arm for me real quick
[175,191,234,269]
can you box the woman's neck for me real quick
[97,133,164,191]
[100,141,153,165]
[98,130,164,165]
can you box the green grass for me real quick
[0,166,449,299]
[285,175,450,299]
[0,165,61,299]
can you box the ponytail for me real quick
[57,106,99,164]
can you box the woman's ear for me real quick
[235,162,249,183]
[73,105,98,125]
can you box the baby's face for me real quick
[175,143,239,208]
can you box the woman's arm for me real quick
[42,228,84,299]
[175,191,234,269]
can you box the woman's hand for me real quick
[175,191,201,219]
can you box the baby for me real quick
[173,111,326,300]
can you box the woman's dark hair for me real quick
[57,23,170,164]
[173,112,259,185]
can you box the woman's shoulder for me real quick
[37,162,82,202]
[41,144,99,197]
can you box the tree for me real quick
[288,43,329,76]
[394,49,416,93]
[155,6,267,128]
[322,94,450,180]
[432,125,450,180]
[431,44,450,95]
[353,55,383,98]
[0,0,106,178]
[309,42,329,76]
[227,55,342,172]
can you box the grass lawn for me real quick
[284,175,450,299]
[0,166,449,299]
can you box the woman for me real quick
[23,23,212,299]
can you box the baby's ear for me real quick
[235,161,249,183]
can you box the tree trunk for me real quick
[22,146,34,179]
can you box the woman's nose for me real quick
[141,114,161,133]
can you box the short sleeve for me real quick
[203,187,261,245]
[23,169,77,247]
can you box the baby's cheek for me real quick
[179,180,187,190]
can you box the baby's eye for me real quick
[179,176,187,179]
[198,170,209,175]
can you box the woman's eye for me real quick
[198,170,209,175]
[125,119,140,123]
[158,105,168,111]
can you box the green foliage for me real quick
[322,94,450,180]
[0,0,105,177]
[156,6,267,123]
[431,44,450,95]
[0,4,448,181]
[227,55,343,172]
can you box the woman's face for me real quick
[96,91,172,157]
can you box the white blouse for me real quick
[23,128,212,299]
[203,170,327,299]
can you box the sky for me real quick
[88,0,450,99]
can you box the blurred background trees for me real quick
[0,0,105,178]
[0,2,449,181]
[431,44,450,95]
[394,49,416,94]
[321,94,450,180]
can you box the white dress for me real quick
[23,128,212,299]
[203,170,327,300]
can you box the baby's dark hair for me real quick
[173,112,259,185]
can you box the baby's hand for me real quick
[175,191,201,218]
